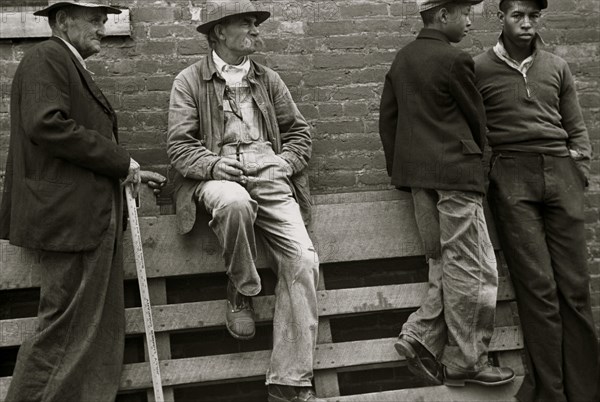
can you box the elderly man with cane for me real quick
[0,1,165,401]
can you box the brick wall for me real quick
[0,0,599,332]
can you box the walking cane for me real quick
[125,185,165,402]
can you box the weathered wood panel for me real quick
[1,194,423,289]
[0,325,523,397]
[326,377,523,402]
[0,279,515,347]
[0,7,130,38]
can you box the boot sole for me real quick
[444,373,516,387]
[226,321,256,340]
[395,341,442,386]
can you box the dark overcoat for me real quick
[0,37,130,252]
[379,28,487,193]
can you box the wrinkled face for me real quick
[217,15,263,58]
[499,1,542,48]
[63,7,108,59]
[444,4,472,43]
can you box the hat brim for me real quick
[33,2,122,17]
[196,11,271,34]
[499,0,548,9]
[419,0,484,12]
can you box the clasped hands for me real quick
[211,157,293,183]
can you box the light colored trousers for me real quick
[195,142,319,387]
[401,188,498,371]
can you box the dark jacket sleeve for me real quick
[20,45,130,178]
[449,52,487,150]
[379,71,398,177]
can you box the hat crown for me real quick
[201,0,263,24]
[46,0,115,6]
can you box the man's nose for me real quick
[522,16,532,28]
[249,24,259,35]
[97,24,106,38]
[466,16,472,27]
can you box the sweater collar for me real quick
[493,33,545,75]
[417,28,451,44]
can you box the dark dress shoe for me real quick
[394,335,442,385]
[267,384,325,402]
[225,279,255,340]
[444,364,515,387]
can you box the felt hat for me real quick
[417,0,484,13]
[196,0,271,34]
[499,0,548,10]
[34,1,122,17]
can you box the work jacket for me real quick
[167,54,313,234]
[379,29,487,194]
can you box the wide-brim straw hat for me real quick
[34,1,122,17]
[196,0,271,34]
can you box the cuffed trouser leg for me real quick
[488,154,598,402]
[402,188,498,372]
[6,191,125,402]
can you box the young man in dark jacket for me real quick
[475,1,598,401]
[379,0,514,387]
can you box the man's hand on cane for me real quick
[123,158,141,198]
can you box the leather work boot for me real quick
[225,279,255,340]
[267,384,325,402]
[444,364,515,387]
[394,335,443,385]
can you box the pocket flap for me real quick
[461,139,482,155]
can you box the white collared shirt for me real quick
[54,36,91,72]
[212,50,250,87]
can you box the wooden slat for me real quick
[0,7,131,38]
[314,267,341,398]
[0,194,424,289]
[1,189,505,290]
[0,279,515,347]
[117,326,525,391]
[324,377,523,402]
[0,325,521,397]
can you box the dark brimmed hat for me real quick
[33,1,122,17]
[196,0,271,35]
[500,0,548,9]
[417,0,484,13]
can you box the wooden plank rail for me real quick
[0,279,515,347]
[0,325,522,398]
[0,189,523,401]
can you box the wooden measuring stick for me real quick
[125,185,165,402]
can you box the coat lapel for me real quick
[50,37,119,141]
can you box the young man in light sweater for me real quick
[474,1,599,401]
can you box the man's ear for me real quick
[214,24,226,41]
[439,7,449,24]
[55,9,69,30]
[497,10,505,24]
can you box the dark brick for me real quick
[314,54,366,69]
[339,3,389,18]
[149,25,197,39]
[146,76,175,92]
[132,7,176,23]
[178,39,209,56]
[137,41,177,56]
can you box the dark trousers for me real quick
[488,153,599,402]
[6,193,125,402]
